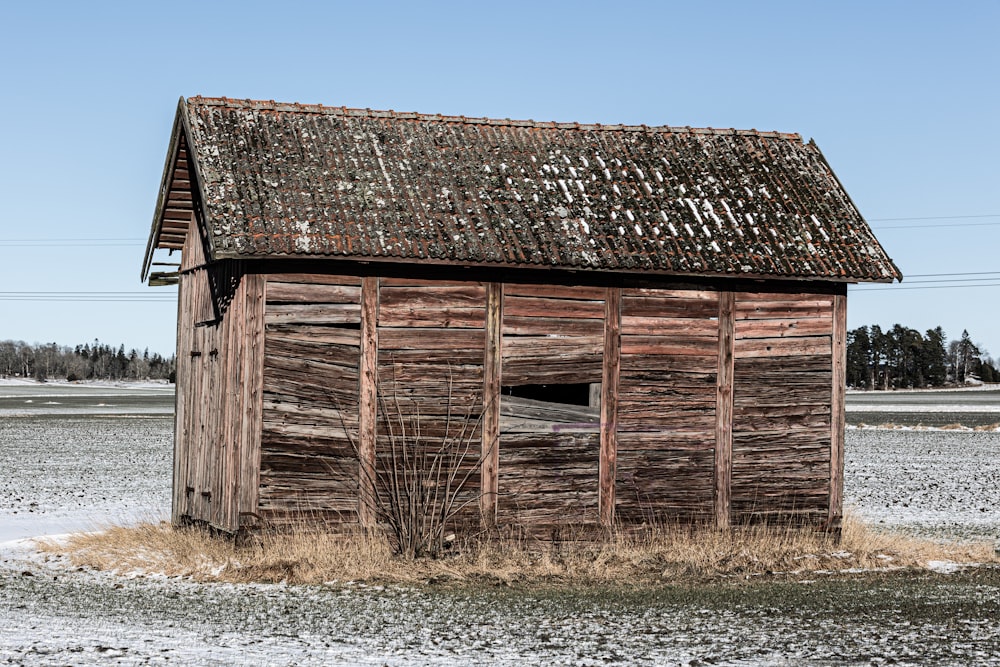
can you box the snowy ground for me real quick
[1,384,999,665]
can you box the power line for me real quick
[868,221,1000,231]
[907,271,1000,278]
[867,214,1000,222]
[0,291,174,303]
[852,283,1000,292]
[894,277,1000,285]
[0,239,145,247]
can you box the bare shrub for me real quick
[338,371,495,560]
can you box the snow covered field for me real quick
[1,384,998,665]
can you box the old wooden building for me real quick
[143,97,900,536]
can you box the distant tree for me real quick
[957,330,980,383]
[0,339,175,382]
[846,326,873,388]
[923,327,948,386]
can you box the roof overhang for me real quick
[141,98,207,282]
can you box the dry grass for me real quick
[38,514,999,588]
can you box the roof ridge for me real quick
[185,96,802,142]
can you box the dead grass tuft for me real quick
[974,422,1000,432]
[38,514,999,588]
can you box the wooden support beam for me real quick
[829,291,847,532]
[237,272,265,530]
[358,276,379,528]
[714,291,735,529]
[599,287,621,526]
[481,282,502,524]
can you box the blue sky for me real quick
[1,1,997,357]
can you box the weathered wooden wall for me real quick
[731,292,834,524]
[172,260,843,535]
[258,274,362,525]
[375,278,487,528]
[497,284,605,533]
[616,289,720,525]
[173,215,264,532]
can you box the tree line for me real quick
[847,325,998,389]
[0,339,175,382]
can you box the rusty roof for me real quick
[143,96,901,283]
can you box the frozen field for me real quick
[847,386,1000,428]
[1,383,999,665]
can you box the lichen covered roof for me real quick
[146,96,901,282]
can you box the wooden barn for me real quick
[142,97,900,537]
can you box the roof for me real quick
[143,96,901,283]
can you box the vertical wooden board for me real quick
[193,326,209,521]
[171,273,191,525]
[829,292,847,529]
[220,276,239,530]
[599,287,621,526]
[358,276,379,528]
[481,282,502,523]
[179,211,206,271]
[714,291,734,529]
[247,274,267,525]
[209,324,225,528]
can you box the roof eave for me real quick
[210,250,899,284]
[142,97,216,282]
[141,98,188,282]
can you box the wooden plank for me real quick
[481,282,502,524]
[734,336,832,358]
[735,317,833,339]
[500,395,600,423]
[600,287,621,526]
[621,316,719,336]
[264,303,361,325]
[358,276,379,528]
[265,281,361,304]
[245,275,266,523]
[714,291,734,529]
[221,276,239,530]
[829,292,847,530]
[620,335,719,357]
[504,295,605,319]
[502,335,603,357]
[735,295,833,321]
[378,328,485,351]
[171,270,190,524]
[503,284,608,301]
[266,273,362,286]
[264,325,361,347]
[503,316,603,337]
[621,294,720,320]
[379,277,483,288]
[622,288,718,300]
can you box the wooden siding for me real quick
[173,225,264,531]
[616,289,720,525]
[258,275,362,525]
[497,285,603,533]
[731,292,834,524]
[171,262,844,535]
[376,279,487,529]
